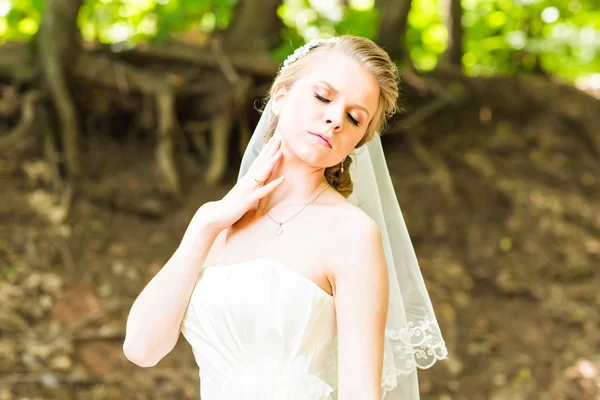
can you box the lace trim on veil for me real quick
[322,316,448,397]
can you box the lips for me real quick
[309,132,332,148]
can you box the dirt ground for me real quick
[1,77,600,400]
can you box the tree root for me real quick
[155,91,184,198]
[205,109,233,185]
[409,138,460,207]
[80,180,169,219]
[0,89,42,151]
[388,67,469,136]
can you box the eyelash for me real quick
[314,94,360,127]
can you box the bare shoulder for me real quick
[321,197,384,273]
[327,198,381,241]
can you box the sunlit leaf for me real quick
[0,0,596,81]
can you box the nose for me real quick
[325,111,344,131]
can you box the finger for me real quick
[248,137,281,183]
[260,136,274,154]
[258,136,278,160]
[251,177,265,188]
[257,149,282,183]
[253,176,285,199]
[247,139,273,176]
[269,149,283,170]
[270,135,281,152]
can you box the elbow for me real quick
[123,340,159,368]
[122,331,178,367]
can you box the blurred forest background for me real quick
[1,0,599,399]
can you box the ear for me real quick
[271,85,288,117]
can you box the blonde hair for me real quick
[261,35,400,198]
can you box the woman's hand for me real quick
[204,134,284,231]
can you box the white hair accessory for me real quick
[280,37,340,73]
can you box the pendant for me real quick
[276,223,283,235]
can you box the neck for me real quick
[257,151,329,213]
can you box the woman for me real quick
[124,35,447,399]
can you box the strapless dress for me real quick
[180,258,337,399]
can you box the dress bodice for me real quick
[180,258,337,399]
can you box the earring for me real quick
[341,156,346,173]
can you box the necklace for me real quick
[258,181,330,235]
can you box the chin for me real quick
[292,146,324,166]
[287,134,329,164]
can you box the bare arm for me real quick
[334,215,389,399]
[123,134,285,367]
[123,202,224,367]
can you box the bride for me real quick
[123,35,447,399]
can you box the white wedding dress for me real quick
[180,258,338,399]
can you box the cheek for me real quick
[337,143,356,160]
[293,97,314,123]
[281,98,313,135]
[334,133,364,159]
[345,131,365,151]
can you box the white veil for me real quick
[238,97,447,399]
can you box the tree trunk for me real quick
[518,17,547,76]
[199,0,282,184]
[375,0,413,62]
[37,0,83,180]
[438,0,464,70]
[224,0,283,52]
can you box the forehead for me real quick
[299,50,380,114]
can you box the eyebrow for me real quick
[315,81,371,119]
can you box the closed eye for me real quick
[314,93,331,103]
[314,94,360,127]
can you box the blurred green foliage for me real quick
[0,0,598,81]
